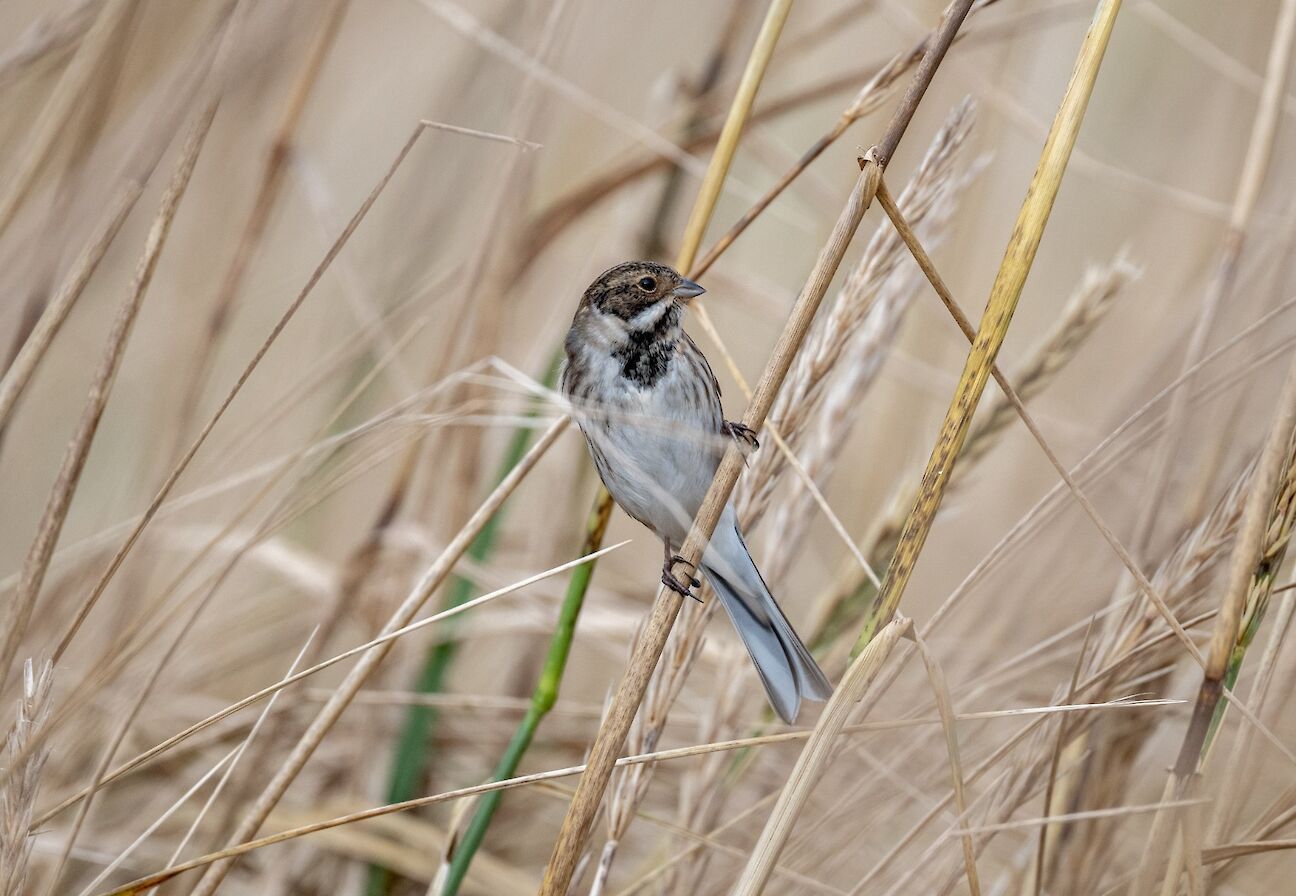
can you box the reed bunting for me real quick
[561,261,832,723]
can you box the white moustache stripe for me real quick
[628,299,671,330]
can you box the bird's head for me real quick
[576,261,705,332]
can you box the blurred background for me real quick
[2,0,1295,894]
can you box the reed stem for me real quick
[539,2,975,891]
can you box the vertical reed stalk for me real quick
[437,493,613,895]
[368,361,562,896]
[855,0,1124,654]
[538,3,975,891]
[431,9,754,886]
[731,616,912,895]
[1129,354,1296,896]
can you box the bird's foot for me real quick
[670,555,702,588]
[724,420,760,451]
[662,555,702,602]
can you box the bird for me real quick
[560,260,833,723]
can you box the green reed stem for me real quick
[439,491,614,895]
[366,353,562,896]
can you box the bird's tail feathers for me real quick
[701,522,833,724]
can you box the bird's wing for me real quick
[680,331,726,435]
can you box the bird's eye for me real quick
[637,276,657,292]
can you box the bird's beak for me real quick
[671,278,706,301]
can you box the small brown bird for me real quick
[561,261,833,723]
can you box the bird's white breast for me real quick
[567,336,723,544]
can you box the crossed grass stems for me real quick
[380,0,1296,889]
[5,0,1296,893]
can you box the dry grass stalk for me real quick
[238,24,552,881]
[740,96,979,535]
[1206,596,1296,889]
[732,615,911,895]
[874,682,1192,895]
[0,0,140,239]
[1183,365,1296,768]
[699,300,1275,892]
[1,0,134,386]
[0,101,220,697]
[616,701,1176,896]
[170,0,351,450]
[854,0,1125,654]
[0,12,133,442]
[1130,354,1296,895]
[47,115,441,673]
[32,318,431,889]
[0,0,249,448]
[0,660,53,896]
[187,417,567,894]
[958,256,1137,471]
[594,604,705,889]
[76,695,1172,895]
[690,1,1003,279]
[32,536,626,833]
[879,173,1224,710]
[658,657,746,892]
[850,691,1090,894]
[1089,463,1254,688]
[69,635,314,896]
[812,253,1133,649]
[348,17,576,881]
[1043,463,1253,893]
[413,0,570,539]
[0,185,140,433]
[763,2,1160,886]
[1126,0,1296,564]
[910,629,981,895]
[640,102,984,893]
[1027,621,1094,896]
[7,373,454,789]
[1207,586,1296,852]
[24,101,221,894]
[676,0,792,273]
[760,115,984,582]
[515,0,1049,279]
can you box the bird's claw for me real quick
[670,555,702,587]
[724,421,759,451]
[662,556,702,602]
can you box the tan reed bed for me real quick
[5,1,1296,894]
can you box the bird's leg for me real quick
[661,540,702,601]
[724,420,759,451]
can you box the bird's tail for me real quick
[700,509,833,724]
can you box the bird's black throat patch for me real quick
[613,304,679,388]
